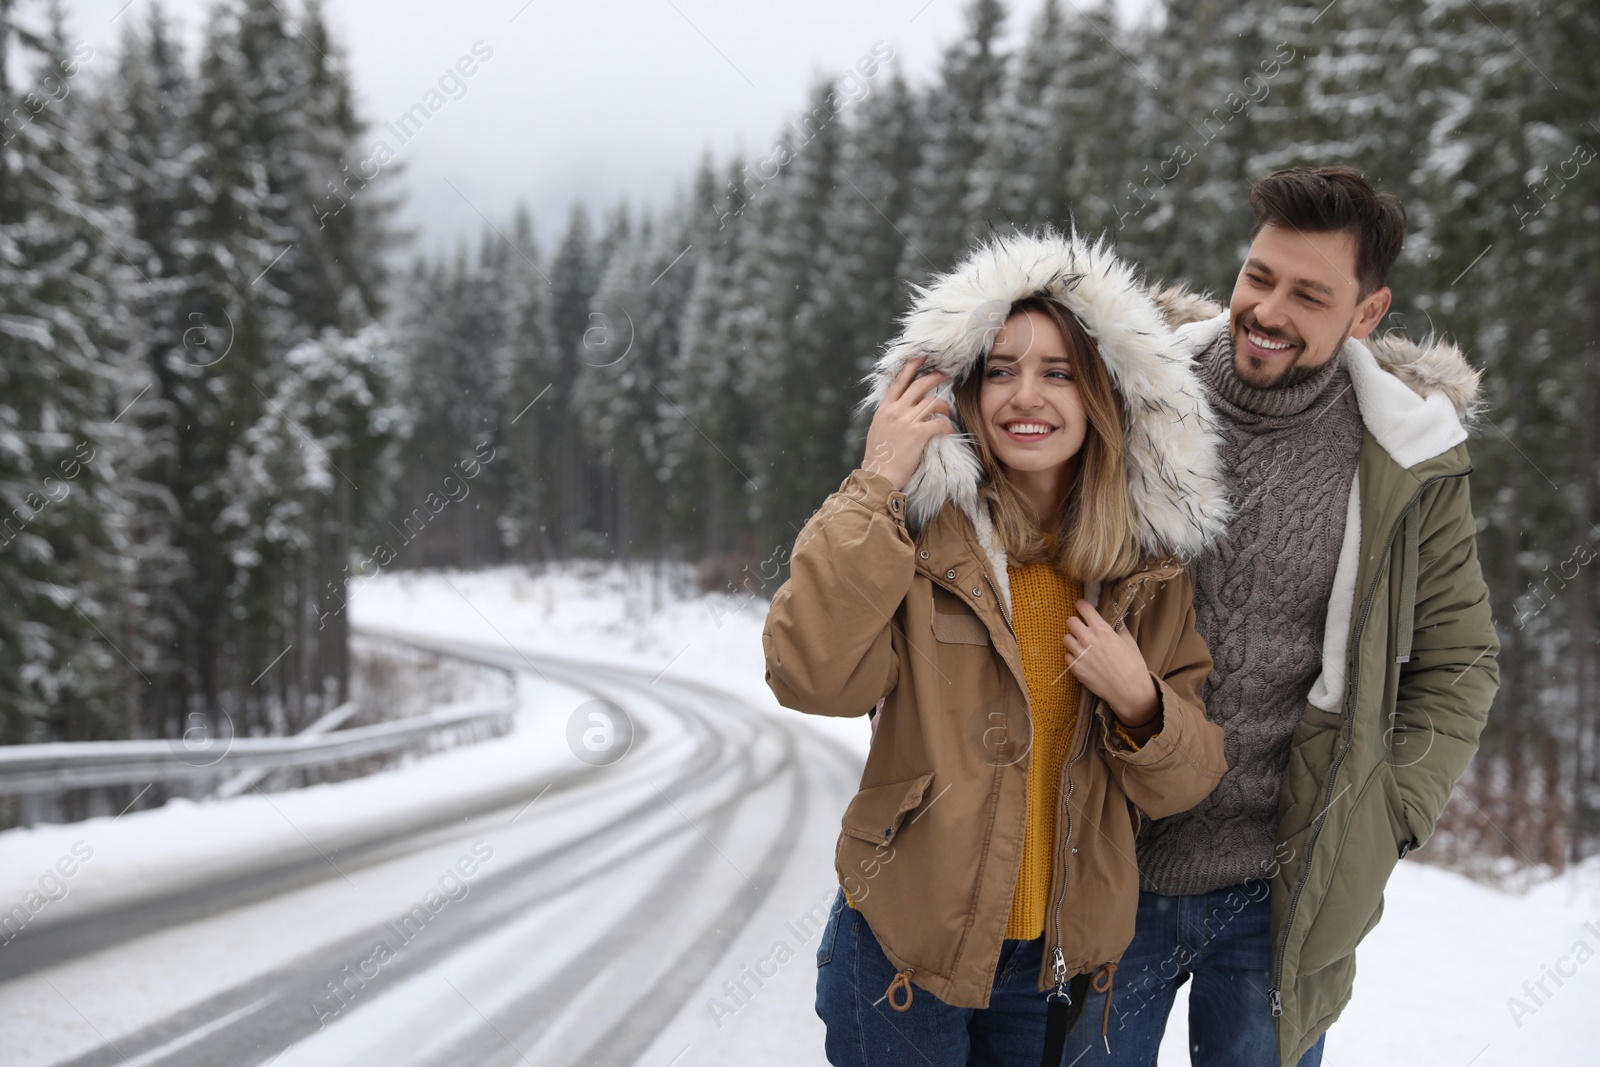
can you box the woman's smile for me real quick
[999,418,1059,442]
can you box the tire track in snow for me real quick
[40,641,850,1067]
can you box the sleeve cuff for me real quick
[1100,673,1186,764]
[842,467,910,526]
[1112,721,1149,752]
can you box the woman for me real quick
[761,230,1232,1066]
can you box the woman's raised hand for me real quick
[862,356,957,490]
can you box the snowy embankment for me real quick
[0,562,1594,1065]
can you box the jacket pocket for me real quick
[840,771,937,845]
[1297,769,1404,975]
[930,587,988,645]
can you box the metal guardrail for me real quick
[0,695,518,797]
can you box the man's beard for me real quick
[1229,318,1351,390]
[1252,355,1322,390]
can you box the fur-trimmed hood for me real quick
[859,230,1232,563]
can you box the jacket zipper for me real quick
[1268,468,1470,1017]
[1049,688,1097,996]
[1050,580,1150,990]
[982,568,1078,995]
[983,570,1016,637]
[982,566,1116,996]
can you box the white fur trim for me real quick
[969,499,1013,618]
[1307,471,1362,713]
[862,231,1231,559]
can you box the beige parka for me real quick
[762,231,1233,1010]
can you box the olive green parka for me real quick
[1166,304,1502,1065]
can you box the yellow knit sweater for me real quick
[1003,557,1084,940]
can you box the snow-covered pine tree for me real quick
[577,176,709,558]
[0,0,140,746]
[217,322,406,728]
[1133,0,1282,294]
[895,0,1009,282]
[1048,1,1152,240]
[964,0,1066,231]
[168,0,299,738]
[115,0,402,738]
[1530,0,1600,861]
[388,236,509,570]
[270,0,407,721]
[798,68,922,489]
[81,4,195,743]
[662,156,765,563]
[1247,0,1434,319]
[1411,0,1591,862]
[743,80,847,556]
[537,203,606,556]
[497,202,552,560]
[967,0,1151,241]
[291,0,397,332]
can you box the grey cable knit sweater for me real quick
[1136,330,1365,895]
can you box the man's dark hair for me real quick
[1249,166,1407,297]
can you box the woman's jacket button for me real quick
[919,549,930,560]
[946,569,957,580]
[890,497,901,513]
[972,587,982,597]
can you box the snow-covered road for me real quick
[0,628,864,1067]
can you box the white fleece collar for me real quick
[1307,470,1363,713]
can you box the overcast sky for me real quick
[58,1,1154,259]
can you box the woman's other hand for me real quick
[862,356,957,490]
[1063,599,1159,728]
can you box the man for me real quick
[1062,166,1500,1065]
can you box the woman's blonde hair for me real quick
[953,296,1143,582]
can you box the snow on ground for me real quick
[1149,856,1600,1066]
[2,562,1596,1064]
[351,563,769,699]
[1332,858,1600,1066]
[349,561,872,757]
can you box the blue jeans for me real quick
[1058,883,1326,1066]
[814,887,1056,1066]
